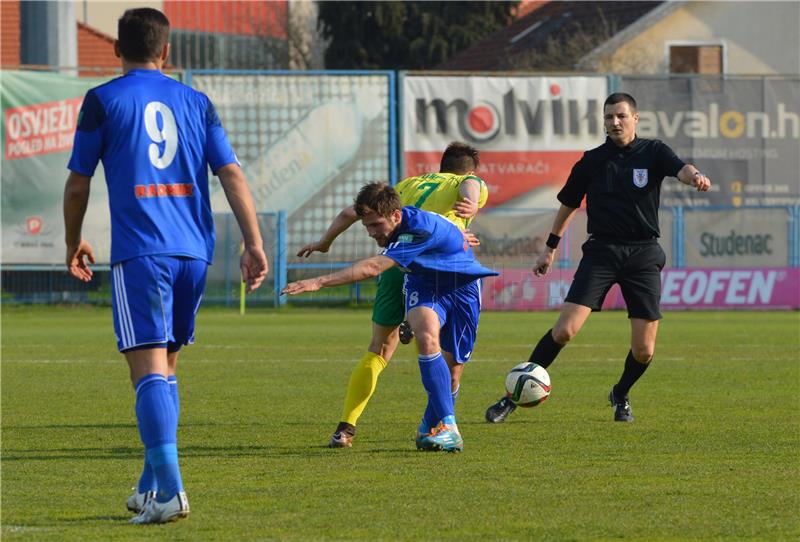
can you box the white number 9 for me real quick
[144,101,178,169]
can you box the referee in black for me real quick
[486,92,711,423]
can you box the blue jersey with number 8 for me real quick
[68,68,237,264]
[381,206,498,286]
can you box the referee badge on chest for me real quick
[633,169,649,188]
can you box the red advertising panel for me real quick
[4,97,83,160]
[482,268,800,311]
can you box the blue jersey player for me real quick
[63,8,268,524]
[282,182,497,452]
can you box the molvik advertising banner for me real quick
[402,75,608,209]
[621,77,800,207]
[2,71,112,264]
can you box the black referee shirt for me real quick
[557,136,685,241]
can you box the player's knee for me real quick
[414,330,439,354]
[551,325,577,345]
[631,346,654,364]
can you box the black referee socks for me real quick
[526,328,564,369]
[614,350,650,398]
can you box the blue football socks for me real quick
[137,375,180,493]
[168,374,180,418]
[135,374,183,502]
[418,352,454,432]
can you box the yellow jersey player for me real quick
[296,142,488,448]
[395,171,488,230]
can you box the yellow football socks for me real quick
[341,351,387,426]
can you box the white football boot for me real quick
[130,491,190,524]
[126,488,156,514]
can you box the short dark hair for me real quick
[354,182,401,218]
[117,8,170,63]
[440,141,480,174]
[604,93,637,112]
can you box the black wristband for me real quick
[546,233,561,250]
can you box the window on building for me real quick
[669,44,724,74]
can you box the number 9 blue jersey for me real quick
[67,69,237,264]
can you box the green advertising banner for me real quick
[192,73,393,264]
[2,70,112,264]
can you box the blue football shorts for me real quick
[111,255,208,353]
[403,274,482,363]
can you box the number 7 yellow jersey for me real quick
[395,172,489,230]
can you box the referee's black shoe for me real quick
[609,387,634,422]
[485,396,517,423]
[398,320,414,345]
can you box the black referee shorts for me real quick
[565,239,666,320]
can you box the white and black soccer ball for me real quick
[504,362,551,407]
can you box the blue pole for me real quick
[224,214,233,307]
[277,210,288,306]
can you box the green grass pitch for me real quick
[2,306,799,541]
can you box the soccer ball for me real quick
[505,362,551,407]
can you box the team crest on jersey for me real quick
[397,234,414,243]
[633,169,648,188]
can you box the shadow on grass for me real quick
[3,421,264,430]
[59,515,131,523]
[4,422,137,430]
[2,442,432,462]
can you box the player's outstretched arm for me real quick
[296,205,359,257]
[216,163,269,293]
[282,255,395,295]
[63,171,95,282]
[533,204,579,277]
[677,165,711,192]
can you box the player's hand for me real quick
[281,278,321,295]
[692,172,711,192]
[533,249,556,277]
[296,240,330,258]
[453,197,478,219]
[461,229,480,247]
[241,245,268,293]
[66,239,95,282]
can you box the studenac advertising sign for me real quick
[402,75,608,209]
[621,77,800,207]
[2,71,112,264]
[683,208,789,267]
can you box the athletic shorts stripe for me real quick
[113,263,136,348]
[114,264,135,348]
[117,264,136,347]
[157,286,168,341]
